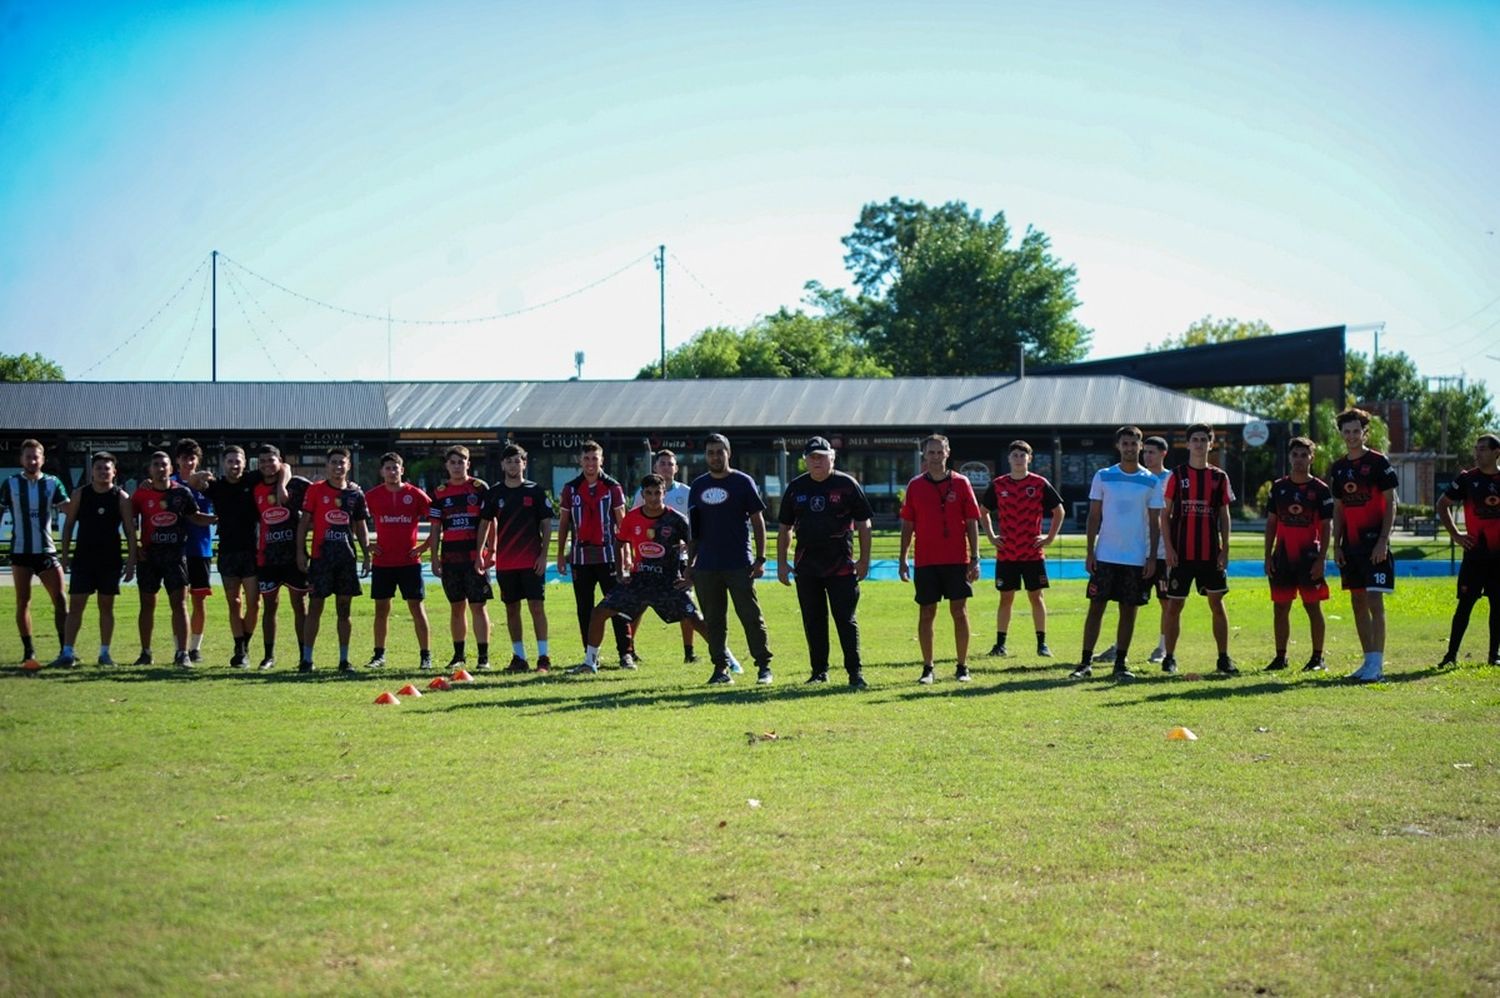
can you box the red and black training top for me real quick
[1163,463,1235,562]
[1444,467,1500,553]
[1265,475,1334,559]
[1329,450,1398,542]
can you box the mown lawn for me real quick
[1,577,1496,994]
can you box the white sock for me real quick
[585,645,599,666]
[189,633,204,652]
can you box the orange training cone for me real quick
[20,658,42,672]
[427,676,452,691]
[373,691,400,705]
[452,668,475,683]
[397,684,423,697]
[1166,726,1198,741]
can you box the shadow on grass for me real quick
[1095,665,1451,707]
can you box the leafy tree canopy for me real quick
[638,307,890,380]
[0,352,64,382]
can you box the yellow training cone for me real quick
[1167,726,1198,741]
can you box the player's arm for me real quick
[980,507,999,547]
[356,518,371,576]
[295,508,312,573]
[1042,503,1063,548]
[188,507,217,527]
[1159,504,1175,569]
[748,510,767,579]
[855,517,872,581]
[965,514,981,583]
[775,523,793,586]
[898,520,913,582]
[429,514,444,577]
[58,491,81,571]
[1084,500,1102,574]
[554,507,572,577]
[122,494,139,582]
[475,517,493,575]
[1437,492,1472,550]
[1372,487,1398,563]
[535,515,554,576]
[1330,500,1346,566]
[1263,512,1279,576]
[1216,503,1232,571]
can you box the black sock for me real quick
[1115,649,1128,667]
[264,636,274,657]
[420,647,431,659]
[1311,648,1323,658]
[996,630,1007,647]
[373,646,384,658]
[1036,630,1046,646]
[21,634,34,659]
[1275,648,1286,658]
[477,642,488,661]
[453,641,465,660]
[1080,647,1093,665]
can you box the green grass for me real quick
[2,578,1497,994]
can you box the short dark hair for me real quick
[654,448,676,462]
[579,440,602,455]
[640,473,665,491]
[1115,425,1143,442]
[91,451,116,466]
[174,437,202,459]
[704,433,731,452]
[149,450,171,464]
[1143,436,1168,452]
[1476,433,1499,450]
[327,446,350,460]
[1007,440,1033,456]
[223,445,245,458]
[1336,407,1371,430]
[20,438,43,453]
[1186,423,1213,440]
[379,451,403,466]
[502,443,527,460]
[920,433,949,451]
[258,444,282,459]
[1288,436,1315,454]
[445,445,470,461]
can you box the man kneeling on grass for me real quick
[569,475,712,675]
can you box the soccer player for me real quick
[1436,432,1500,667]
[191,446,262,667]
[252,445,308,670]
[172,439,215,663]
[57,451,136,667]
[478,443,554,673]
[570,474,710,673]
[130,451,215,668]
[1,438,69,667]
[629,448,698,664]
[776,436,873,689]
[555,440,631,668]
[429,445,493,670]
[1095,435,1171,664]
[688,433,775,686]
[898,433,982,684]
[1263,436,1333,672]
[1330,407,1399,682]
[1071,426,1162,680]
[979,440,1064,660]
[363,452,433,671]
[296,446,370,672]
[1159,423,1237,676]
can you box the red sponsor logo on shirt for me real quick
[263,506,291,525]
[637,541,666,559]
[151,512,177,527]
[325,509,351,525]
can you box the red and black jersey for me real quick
[619,506,690,581]
[1163,463,1235,562]
[303,480,367,562]
[1330,450,1398,540]
[255,476,310,568]
[479,480,554,571]
[430,477,488,565]
[560,473,625,565]
[1265,475,1334,559]
[1444,467,1500,552]
[131,484,199,558]
[979,472,1064,563]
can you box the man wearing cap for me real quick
[776,437,874,689]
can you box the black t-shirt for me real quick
[777,470,874,578]
[479,480,555,572]
[205,476,259,553]
[75,485,126,556]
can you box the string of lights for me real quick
[667,251,743,320]
[225,265,334,380]
[74,255,210,377]
[168,261,212,380]
[221,266,288,380]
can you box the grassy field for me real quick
[1,576,1497,995]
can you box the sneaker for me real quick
[619,653,637,671]
[1265,656,1288,672]
[174,652,192,669]
[366,653,386,670]
[727,654,744,675]
[1036,643,1053,658]
[1435,656,1457,669]
[97,652,116,667]
[1147,647,1167,664]
[567,662,598,675]
[987,643,1007,657]
[805,672,828,684]
[1216,657,1240,676]
[188,649,203,664]
[683,648,698,664]
[1112,664,1136,680]
[47,654,77,669]
[1347,661,1383,683]
[1301,655,1325,672]
[1092,644,1118,663]
[535,655,551,673]
[756,666,773,685]
[447,655,466,669]
[132,651,154,666]
[298,661,314,673]
[419,657,433,671]
[337,660,354,673]
[918,665,935,685]
[229,651,247,668]
[504,655,530,674]
[476,659,491,672]
[258,656,275,671]
[1068,664,1092,679]
[1161,655,1178,675]
[848,672,869,690]
[707,669,733,685]
[955,665,972,682]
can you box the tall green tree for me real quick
[0,352,64,381]
[1411,381,1496,454]
[1346,351,1423,406]
[838,198,1091,375]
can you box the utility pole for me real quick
[211,249,218,382]
[655,244,666,379]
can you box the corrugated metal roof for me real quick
[0,376,1260,434]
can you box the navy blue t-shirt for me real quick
[688,470,766,571]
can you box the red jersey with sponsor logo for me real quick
[1329,450,1398,541]
[364,482,431,568]
[1265,475,1334,559]
[1164,463,1235,562]
[619,506,690,581]
[130,483,198,556]
[1444,467,1500,552]
[900,472,981,568]
[430,477,488,565]
[303,480,368,562]
[979,472,1064,563]
[479,480,555,571]
[254,476,310,568]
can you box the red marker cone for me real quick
[397,684,423,697]
[20,658,42,672]
[373,691,400,705]
[452,668,475,683]
[427,676,452,691]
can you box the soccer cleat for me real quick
[188,649,203,664]
[174,652,192,669]
[987,643,1007,657]
[229,652,247,668]
[1111,664,1136,680]
[1301,655,1325,672]
[756,666,773,685]
[630,650,643,663]
[1092,644,1118,663]
[1216,657,1240,676]
[504,655,530,674]
[1265,656,1288,672]
[707,669,732,685]
[298,661,314,673]
[337,660,354,673]
[258,656,275,671]
[726,654,744,675]
[1037,643,1053,658]
[47,654,78,669]
[1160,655,1178,675]
[535,655,551,673]
[446,655,466,669]
[1346,662,1383,683]
[419,656,433,671]
[848,672,869,690]
[132,651,154,666]
[619,653,637,671]
[805,672,828,684]
[918,665,935,685]
[97,652,116,667]
[476,658,491,672]
[1435,656,1457,669]
[566,662,598,675]
[1147,647,1167,664]
[683,648,697,664]
[955,665,972,682]
[1068,664,1092,680]
[366,653,386,669]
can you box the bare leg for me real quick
[917,603,938,663]
[950,598,970,666]
[1207,592,1229,655]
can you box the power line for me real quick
[1418,312,1500,363]
[1429,291,1500,336]
[219,252,655,326]
[667,251,743,319]
[169,263,212,380]
[74,256,210,377]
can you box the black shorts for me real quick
[1086,561,1151,606]
[69,554,123,596]
[496,568,546,604]
[10,552,60,573]
[217,548,258,581]
[371,564,426,601]
[257,562,309,595]
[1457,550,1500,600]
[1164,561,1228,599]
[440,564,492,604]
[138,556,188,595]
[913,564,973,605]
[308,557,362,599]
[1151,558,1169,599]
[995,560,1048,592]
[600,574,697,624]
[1339,538,1395,593]
[184,555,213,595]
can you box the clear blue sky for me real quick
[2,0,1496,401]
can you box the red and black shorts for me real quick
[1086,561,1151,606]
[913,564,973,605]
[257,562,309,595]
[994,559,1048,592]
[1268,546,1329,604]
[1456,549,1500,601]
[185,555,213,596]
[1165,561,1228,599]
[1339,534,1395,593]
[496,568,546,604]
[600,573,696,624]
[309,556,362,599]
